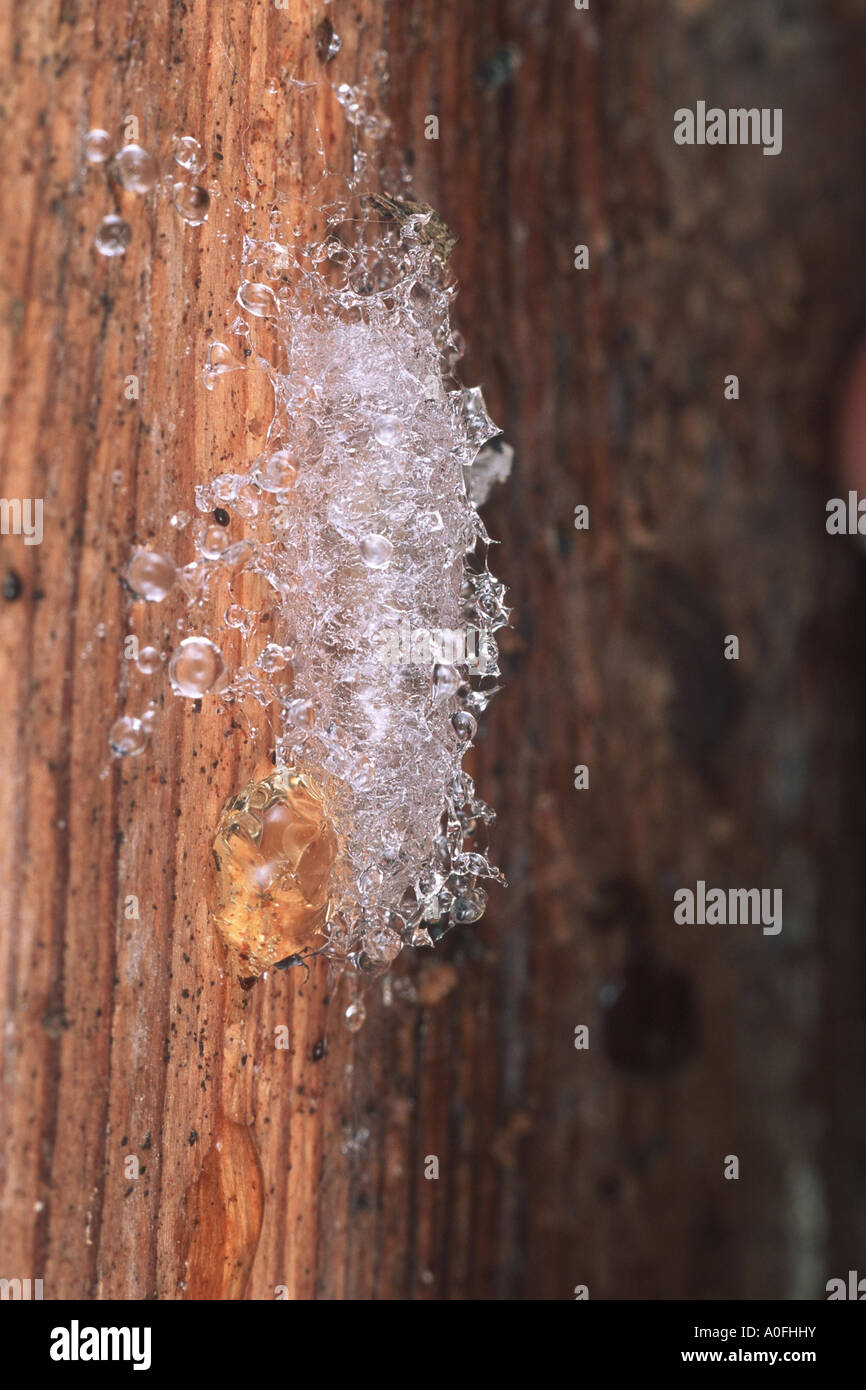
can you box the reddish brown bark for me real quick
[2,0,866,1301]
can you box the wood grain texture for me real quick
[2,0,866,1301]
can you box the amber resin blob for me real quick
[211,767,337,976]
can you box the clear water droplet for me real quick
[94,215,131,257]
[173,134,206,175]
[170,509,192,529]
[373,414,401,447]
[258,642,292,673]
[234,484,261,518]
[201,525,230,559]
[286,696,314,728]
[140,702,159,731]
[459,385,498,448]
[451,710,477,741]
[255,449,297,494]
[202,341,242,390]
[452,888,487,924]
[354,756,374,790]
[359,534,393,569]
[127,550,176,602]
[432,663,460,698]
[172,182,210,225]
[85,128,111,164]
[237,281,277,318]
[344,1000,366,1032]
[115,143,158,193]
[169,636,226,697]
[136,645,162,675]
[109,715,146,757]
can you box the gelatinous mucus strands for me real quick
[112,75,511,983]
[202,205,510,978]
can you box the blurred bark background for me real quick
[2,0,866,1300]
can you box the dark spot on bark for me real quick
[3,569,22,600]
[315,17,340,63]
[41,1007,69,1037]
[586,875,652,938]
[477,44,522,94]
[602,954,698,1075]
[641,560,743,774]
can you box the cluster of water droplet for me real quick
[111,60,510,976]
[210,207,507,962]
[88,128,211,256]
